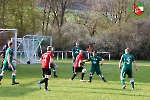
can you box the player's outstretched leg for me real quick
[99,74,106,82]
[70,73,77,81]
[130,78,134,89]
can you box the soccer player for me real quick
[72,42,82,73]
[70,50,86,82]
[42,46,58,78]
[85,51,106,82]
[0,42,20,85]
[38,46,58,91]
[119,48,138,89]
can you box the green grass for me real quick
[0,60,150,100]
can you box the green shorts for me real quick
[121,68,133,78]
[50,63,55,68]
[90,67,102,75]
[2,62,15,72]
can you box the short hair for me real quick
[8,42,13,47]
[93,51,97,54]
[125,48,130,53]
[47,46,52,51]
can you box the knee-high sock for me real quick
[89,75,92,82]
[81,73,85,80]
[53,70,56,76]
[121,77,125,85]
[0,74,4,81]
[72,66,74,72]
[45,78,48,89]
[71,74,76,80]
[40,78,47,84]
[130,80,134,89]
[12,74,16,83]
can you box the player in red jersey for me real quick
[38,46,58,91]
[70,50,86,82]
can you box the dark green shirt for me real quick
[72,46,82,58]
[88,56,102,68]
[4,47,14,63]
[120,54,135,69]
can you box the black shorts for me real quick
[42,68,51,75]
[75,67,83,72]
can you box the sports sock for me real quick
[0,74,4,81]
[81,73,85,80]
[40,78,47,84]
[45,78,48,89]
[102,77,106,82]
[130,80,134,89]
[72,66,74,72]
[89,75,92,82]
[12,74,16,83]
[53,70,56,76]
[121,78,125,85]
[71,74,76,80]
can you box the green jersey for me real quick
[120,54,135,69]
[88,56,102,68]
[72,46,82,58]
[4,47,14,63]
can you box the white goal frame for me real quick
[11,35,52,64]
[0,29,18,66]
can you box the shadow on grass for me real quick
[0,80,38,97]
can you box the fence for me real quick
[54,51,110,60]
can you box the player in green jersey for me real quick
[72,42,82,73]
[119,48,138,89]
[0,42,20,85]
[85,51,106,82]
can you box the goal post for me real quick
[11,35,52,64]
[0,29,18,66]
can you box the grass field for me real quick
[0,59,150,100]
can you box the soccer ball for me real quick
[82,68,87,73]
[27,61,30,64]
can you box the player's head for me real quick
[125,48,130,54]
[79,50,83,54]
[47,46,52,51]
[92,51,97,56]
[8,42,13,48]
[76,42,79,47]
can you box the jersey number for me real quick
[127,57,130,64]
[43,55,48,62]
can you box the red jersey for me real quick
[41,51,53,69]
[74,54,83,68]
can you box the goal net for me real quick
[0,29,18,66]
[12,35,52,64]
